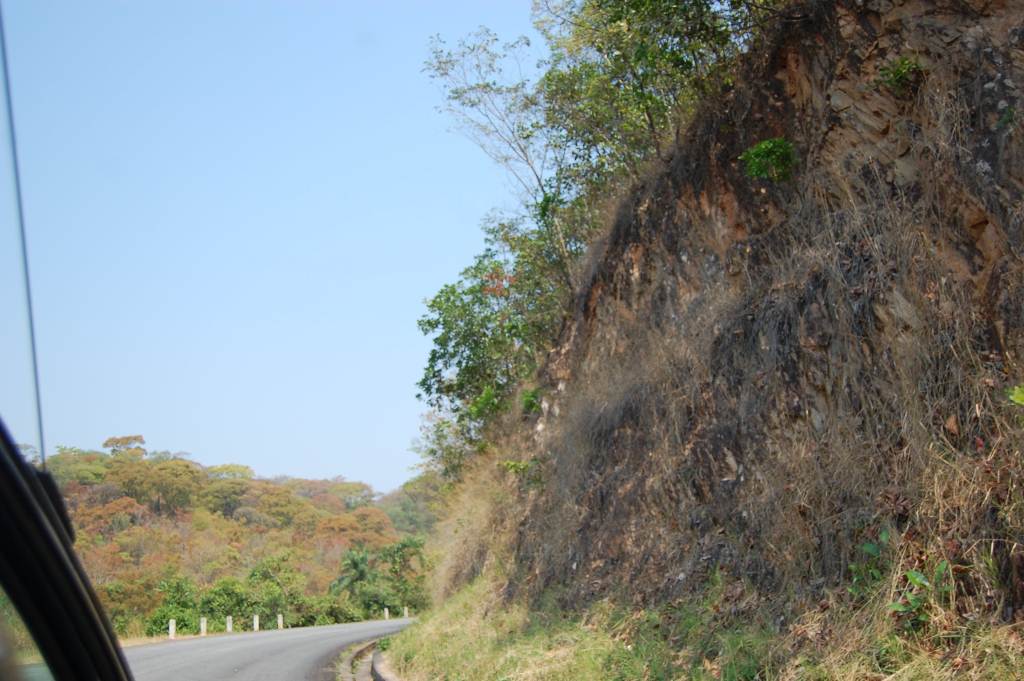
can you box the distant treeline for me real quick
[29,435,439,637]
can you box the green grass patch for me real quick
[388,572,778,681]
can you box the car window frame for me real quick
[0,417,133,681]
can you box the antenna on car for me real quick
[0,0,46,466]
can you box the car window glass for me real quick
[0,2,41,462]
[0,587,55,681]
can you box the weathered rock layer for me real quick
[512,0,1024,621]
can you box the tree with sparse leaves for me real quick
[419,1,769,474]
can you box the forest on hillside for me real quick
[27,435,441,638]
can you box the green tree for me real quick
[418,0,751,441]
[378,469,445,535]
[45,446,110,486]
[302,593,362,625]
[246,553,307,626]
[200,478,249,517]
[536,0,746,174]
[350,580,400,615]
[377,537,428,611]
[412,412,476,481]
[199,578,251,630]
[418,251,527,412]
[106,451,154,508]
[425,30,578,286]
[253,483,306,526]
[150,459,204,515]
[207,463,255,480]
[330,548,376,597]
[145,575,198,636]
[102,434,147,457]
[426,29,551,203]
[329,478,375,509]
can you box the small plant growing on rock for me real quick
[1009,385,1024,424]
[500,460,531,476]
[739,137,796,181]
[499,458,544,489]
[998,106,1016,130]
[520,388,542,414]
[848,529,890,600]
[877,56,923,97]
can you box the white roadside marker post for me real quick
[168,619,176,640]
[384,607,389,620]
[277,613,283,630]
[404,606,409,618]
[200,617,207,636]
[226,615,233,633]
[253,614,259,632]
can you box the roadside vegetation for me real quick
[16,436,432,638]
[394,454,1024,680]
[390,568,1024,680]
[390,570,780,681]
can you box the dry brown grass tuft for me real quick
[425,454,519,604]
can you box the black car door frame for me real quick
[0,418,134,681]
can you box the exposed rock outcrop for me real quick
[511,0,1024,623]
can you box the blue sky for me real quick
[0,1,541,492]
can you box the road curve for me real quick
[123,619,411,681]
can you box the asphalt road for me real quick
[122,619,411,681]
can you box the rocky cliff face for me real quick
[512,0,1024,622]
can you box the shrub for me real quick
[848,529,890,600]
[739,137,796,181]
[294,594,363,626]
[877,56,922,96]
[887,560,952,633]
[520,388,542,414]
[144,576,198,636]
[499,458,544,489]
[198,578,251,627]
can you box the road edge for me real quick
[334,638,379,681]
[370,650,403,681]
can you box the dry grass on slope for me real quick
[425,455,520,605]
[402,1,1024,678]
[512,0,1024,623]
[390,561,1024,680]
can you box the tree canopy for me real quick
[417,0,773,478]
[45,436,432,636]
